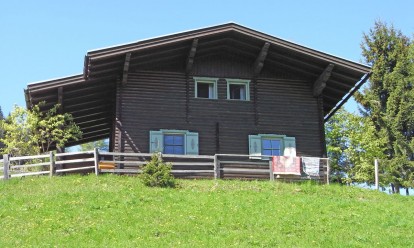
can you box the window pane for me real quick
[174,135,184,145]
[262,139,272,149]
[272,149,280,156]
[229,84,246,100]
[174,146,184,155]
[271,140,280,149]
[197,83,211,98]
[164,146,174,154]
[164,135,174,145]
[240,86,246,100]
[230,84,241,99]
[262,149,272,156]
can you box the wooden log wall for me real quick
[116,74,322,158]
[115,53,325,162]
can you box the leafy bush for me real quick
[141,154,176,188]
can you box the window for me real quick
[262,139,281,156]
[149,130,199,155]
[226,79,250,100]
[249,134,296,159]
[164,134,184,154]
[194,77,218,99]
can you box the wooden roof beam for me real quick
[253,42,270,76]
[121,53,132,86]
[313,63,334,97]
[186,39,198,74]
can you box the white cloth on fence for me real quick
[302,157,320,176]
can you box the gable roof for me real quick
[26,23,370,146]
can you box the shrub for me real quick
[141,153,176,188]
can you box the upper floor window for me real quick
[226,79,250,101]
[194,77,218,99]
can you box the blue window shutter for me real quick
[283,136,296,157]
[249,135,262,159]
[185,132,199,155]
[149,131,163,153]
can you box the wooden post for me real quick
[326,158,330,185]
[49,151,55,177]
[94,148,100,176]
[374,159,379,190]
[214,154,220,179]
[269,160,274,181]
[3,154,10,180]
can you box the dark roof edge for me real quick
[324,72,372,122]
[84,23,370,74]
[27,74,85,90]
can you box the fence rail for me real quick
[1,150,329,183]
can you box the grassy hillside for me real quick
[0,175,413,247]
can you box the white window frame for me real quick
[194,77,218,99]
[226,79,250,101]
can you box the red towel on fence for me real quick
[272,156,301,175]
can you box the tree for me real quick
[0,103,82,156]
[355,21,414,194]
[326,108,386,184]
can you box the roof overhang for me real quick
[26,75,116,147]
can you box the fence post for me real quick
[93,148,100,176]
[213,154,219,179]
[3,154,10,180]
[326,158,330,185]
[49,151,55,177]
[269,160,274,181]
[374,159,379,190]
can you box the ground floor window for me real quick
[249,134,296,159]
[164,134,184,154]
[262,139,281,156]
[149,129,199,155]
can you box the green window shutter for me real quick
[249,135,262,159]
[149,131,163,153]
[185,132,199,155]
[283,136,296,157]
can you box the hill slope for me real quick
[0,175,413,247]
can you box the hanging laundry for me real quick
[302,157,320,176]
[272,156,301,175]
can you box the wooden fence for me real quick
[1,149,329,183]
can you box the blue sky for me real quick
[1,0,413,115]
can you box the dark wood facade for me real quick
[25,23,370,160]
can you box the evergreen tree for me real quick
[355,21,414,194]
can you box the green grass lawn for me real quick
[0,175,413,247]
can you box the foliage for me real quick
[326,108,386,184]
[0,106,4,150]
[0,175,413,247]
[141,153,176,188]
[355,21,414,192]
[79,139,109,152]
[0,103,82,156]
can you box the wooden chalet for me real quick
[24,23,370,180]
